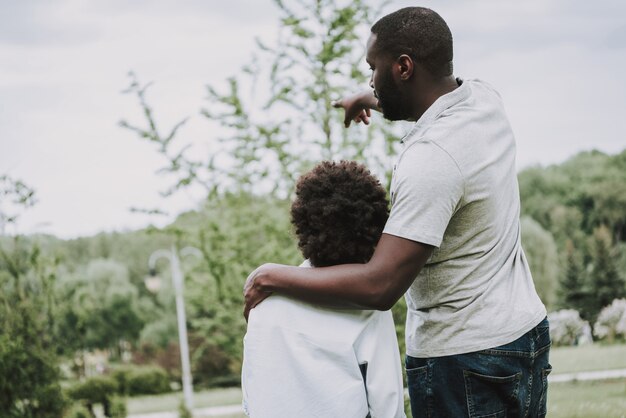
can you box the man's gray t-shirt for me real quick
[383,78,546,358]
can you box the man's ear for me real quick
[395,54,414,81]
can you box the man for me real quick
[242,161,405,418]
[245,7,551,418]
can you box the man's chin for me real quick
[379,101,408,121]
[381,109,406,122]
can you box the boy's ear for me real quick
[395,54,414,81]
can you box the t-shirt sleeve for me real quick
[383,142,464,247]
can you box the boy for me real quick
[242,161,405,418]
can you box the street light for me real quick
[145,245,202,412]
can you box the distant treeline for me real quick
[518,149,626,319]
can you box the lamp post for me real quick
[146,245,202,412]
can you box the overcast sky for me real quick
[1,0,625,238]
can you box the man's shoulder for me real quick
[402,79,510,165]
[396,139,464,183]
[461,78,503,100]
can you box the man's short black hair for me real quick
[290,161,389,268]
[371,7,453,78]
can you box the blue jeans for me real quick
[406,318,551,418]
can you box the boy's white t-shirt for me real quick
[383,79,546,358]
[242,261,405,418]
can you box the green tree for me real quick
[518,148,626,320]
[201,0,400,193]
[521,216,560,308]
[0,175,37,235]
[55,259,144,358]
[519,149,626,245]
[558,240,591,316]
[518,166,571,234]
[587,225,626,322]
[120,0,399,201]
[0,177,66,417]
[0,237,66,418]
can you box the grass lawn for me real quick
[127,381,626,418]
[548,379,626,418]
[127,344,626,415]
[126,387,243,414]
[550,343,626,374]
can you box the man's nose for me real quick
[369,75,374,89]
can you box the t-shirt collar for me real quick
[401,78,470,145]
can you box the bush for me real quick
[64,403,92,418]
[203,374,241,388]
[594,299,626,342]
[66,376,128,417]
[111,365,170,396]
[111,367,131,396]
[109,396,127,418]
[548,309,592,346]
[67,375,118,404]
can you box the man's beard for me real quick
[377,83,413,121]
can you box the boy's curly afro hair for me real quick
[290,161,389,267]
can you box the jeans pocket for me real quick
[406,365,429,418]
[464,370,522,418]
[538,365,552,417]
